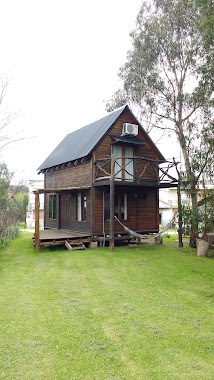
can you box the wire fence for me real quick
[0,222,20,248]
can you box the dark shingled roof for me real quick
[38,105,165,171]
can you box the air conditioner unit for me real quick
[122,123,138,136]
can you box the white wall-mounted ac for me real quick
[122,123,138,136]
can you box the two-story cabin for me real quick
[36,105,173,250]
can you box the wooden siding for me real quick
[44,190,92,233]
[93,186,159,235]
[45,162,92,189]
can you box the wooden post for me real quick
[35,190,40,252]
[91,153,95,238]
[109,154,115,251]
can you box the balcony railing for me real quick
[93,155,178,187]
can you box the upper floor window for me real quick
[112,145,134,181]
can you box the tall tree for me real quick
[106,0,213,247]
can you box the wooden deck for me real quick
[33,228,139,251]
[33,229,93,249]
[39,229,92,240]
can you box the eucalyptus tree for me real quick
[106,0,213,247]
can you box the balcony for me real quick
[93,156,178,188]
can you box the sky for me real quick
[0,0,179,184]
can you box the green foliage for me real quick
[182,203,200,235]
[10,182,29,195]
[198,192,214,235]
[0,162,12,206]
[181,190,214,237]
[193,0,214,52]
[0,162,28,240]
[13,190,29,222]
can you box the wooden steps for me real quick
[65,241,86,251]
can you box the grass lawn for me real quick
[0,233,214,380]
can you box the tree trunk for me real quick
[177,181,183,248]
[177,130,199,248]
[189,182,199,248]
[173,158,183,248]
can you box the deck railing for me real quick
[93,155,177,186]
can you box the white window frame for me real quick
[112,145,134,181]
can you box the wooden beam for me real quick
[109,154,115,251]
[33,186,91,194]
[91,153,95,237]
[34,190,40,252]
[96,163,111,177]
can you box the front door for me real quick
[59,193,73,229]
[59,193,67,229]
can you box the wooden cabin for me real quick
[36,105,176,250]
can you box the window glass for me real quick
[114,194,119,218]
[82,195,87,221]
[120,193,128,220]
[124,147,133,181]
[112,145,122,180]
[76,192,87,221]
[104,192,127,221]
[49,194,57,219]
[104,192,110,220]
[112,145,134,181]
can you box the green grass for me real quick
[0,233,214,380]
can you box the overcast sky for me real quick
[0,0,179,183]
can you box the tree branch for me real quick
[182,105,201,123]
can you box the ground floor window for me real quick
[104,192,127,221]
[76,192,87,221]
[49,194,57,219]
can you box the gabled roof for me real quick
[38,105,165,171]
